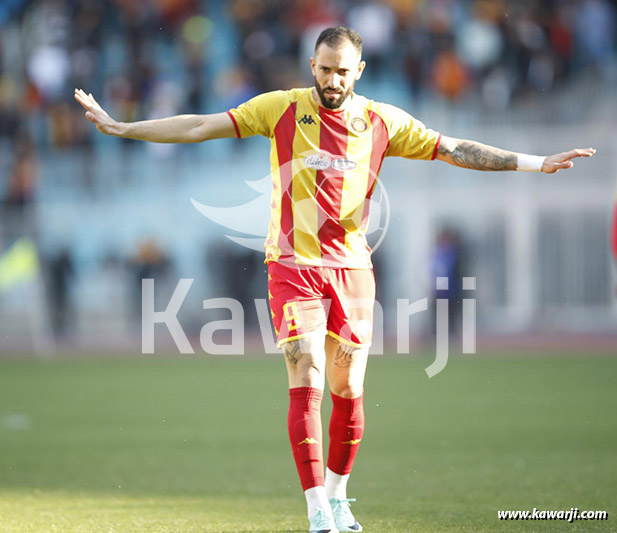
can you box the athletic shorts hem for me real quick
[327,331,371,349]
[277,330,327,348]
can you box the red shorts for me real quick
[267,262,375,348]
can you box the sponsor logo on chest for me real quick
[304,154,331,170]
[304,154,357,171]
[332,158,357,171]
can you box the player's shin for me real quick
[288,387,326,494]
[326,391,365,500]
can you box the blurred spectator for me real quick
[399,20,431,104]
[2,130,38,244]
[27,44,71,102]
[430,227,465,336]
[0,75,20,139]
[507,8,548,93]
[455,3,503,73]
[4,130,36,209]
[548,8,574,81]
[576,0,615,76]
[45,247,74,338]
[130,239,173,322]
[294,0,343,81]
[431,48,468,101]
[347,0,396,78]
[207,241,264,327]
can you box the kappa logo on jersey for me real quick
[297,114,316,125]
[298,437,319,445]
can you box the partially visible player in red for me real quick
[75,26,595,533]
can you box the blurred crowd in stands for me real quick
[231,0,616,101]
[1,0,615,160]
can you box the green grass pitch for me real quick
[0,353,615,532]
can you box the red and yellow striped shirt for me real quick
[227,88,441,268]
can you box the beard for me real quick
[314,79,355,109]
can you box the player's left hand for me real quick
[542,148,596,173]
[74,88,120,136]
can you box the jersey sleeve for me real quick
[226,91,291,139]
[374,102,441,160]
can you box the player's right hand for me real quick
[74,88,121,136]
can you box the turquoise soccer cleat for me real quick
[309,507,340,533]
[329,498,363,532]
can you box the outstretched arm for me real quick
[74,88,237,143]
[435,135,595,174]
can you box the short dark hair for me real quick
[315,26,362,55]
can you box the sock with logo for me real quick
[288,387,325,491]
[327,391,365,478]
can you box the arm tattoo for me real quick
[284,340,303,365]
[334,345,356,368]
[438,140,517,171]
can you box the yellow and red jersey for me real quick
[227,87,441,268]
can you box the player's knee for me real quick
[331,381,363,399]
[288,362,325,389]
[282,337,326,388]
[305,363,324,382]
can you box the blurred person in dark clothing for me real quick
[2,130,37,242]
[207,242,264,328]
[46,248,74,338]
[430,227,465,337]
[4,130,36,208]
[130,239,172,322]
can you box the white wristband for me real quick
[517,153,545,172]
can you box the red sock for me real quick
[288,387,324,491]
[327,392,365,475]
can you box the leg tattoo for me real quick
[333,345,356,368]
[284,340,303,365]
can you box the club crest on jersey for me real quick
[351,117,368,132]
[332,158,357,171]
[297,114,316,125]
[304,154,331,170]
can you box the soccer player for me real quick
[75,26,595,533]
